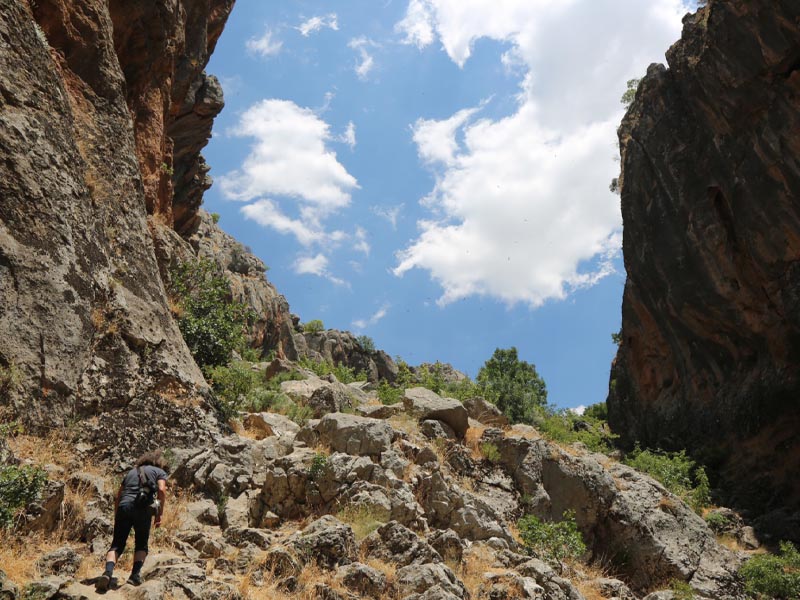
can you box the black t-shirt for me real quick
[118,465,168,508]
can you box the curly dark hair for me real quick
[135,450,170,473]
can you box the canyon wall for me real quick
[609,0,800,515]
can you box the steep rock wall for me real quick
[609,0,800,514]
[0,0,233,453]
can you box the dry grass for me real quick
[465,425,487,460]
[150,485,197,551]
[569,560,618,600]
[454,544,507,599]
[387,413,420,437]
[336,503,386,541]
[8,430,78,471]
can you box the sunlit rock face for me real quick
[609,0,800,519]
[0,0,234,447]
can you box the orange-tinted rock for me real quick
[609,0,800,516]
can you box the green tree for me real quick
[169,259,254,369]
[739,541,800,599]
[621,78,641,108]
[356,335,376,353]
[303,319,325,334]
[518,510,586,572]
[476,347,547,424]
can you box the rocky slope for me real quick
[608,0,800,522]
[2,378,748,599]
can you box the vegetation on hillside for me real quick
[623,445,711,513]
[738,541,800,599]
[169,258,255,369]
[518,510,586,572]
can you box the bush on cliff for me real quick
[302,319,325,334]
[739,541,800,599]
[0,464,47,528]
[533,405,617,454]
[169,259,254,369]
[518,509,586,572]
[624,445,711,513]
[297,356,365,384]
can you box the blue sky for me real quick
[203,0,692,410]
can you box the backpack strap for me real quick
[136,466,149,491]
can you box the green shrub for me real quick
[297,357,364,384]
[377,381,403,405]
[337,503,385,541]
[704,511,730,534]
[0,364,22,397]
[169,259,254,369]
[303,319,325,334]
[265,370,306,391]
[356,335,376,353]
[739,541,800,599]
[308,453,328,481]
[533,406,617,454]
[211,212,221,224]
[0,464,47,528]
[441,378,482,402]
[669,579,695,600]
[238,346,262,363]
[518,509,586,571]
[480,442,501,463]
[205,361,260,420]
[624,445,711,513]
[583,402,608,421]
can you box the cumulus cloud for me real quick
[353,303,391,329]
[297,14,339,37]
[394,0,685,306]
[348,37,377,80]
[246,28,283,58]
[220,99,359,285]
[569,405,587,416]
[295,254,348,286]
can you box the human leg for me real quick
[97,507,133,591]
[128,509,152,585]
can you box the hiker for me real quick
[96,451,168,591]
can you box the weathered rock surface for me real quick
[608,0,800,517]
[403,388,469,439]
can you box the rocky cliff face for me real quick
[0,0,234,452]
[609,0,800,516]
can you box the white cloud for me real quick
[294,254,348,286]
[339,121,357,149]
[297,14,339,37]
[396,0,435,48]
[246,28,283,58]
[353,303,391,329]
[569,405,587,416]
[348,37,377,80]
[219,99,358,213]
[353,226,370,255]
[394,0,685,306]
[372,204,404,229]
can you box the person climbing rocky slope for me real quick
[608,0,800,527]
[1,370,749,599]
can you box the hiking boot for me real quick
[95,573,111,592]
[127,572,144,586]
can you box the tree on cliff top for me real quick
[477,347,547,424]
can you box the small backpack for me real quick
[134,467,158,514]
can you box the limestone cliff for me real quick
[609,0,800,516]
[0,0,234,453]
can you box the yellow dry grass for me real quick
[465,425,487,460]
[453,544,507,599]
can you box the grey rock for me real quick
[316,413,394,456]
[35,546,81,577]
[594,578,636,600]
[403,388,468,439]
[396,563,467,598]
[427,529,465,563]
[421,419,457,440]
[335,562,387,598]
[177,530,226,558]
[357,404,402,420]
[0,570,17,600]
[223,527,274,549]
[185,499,220,527]
[361,521,442,567]
[287,515,357,568]
[462,397,508,427]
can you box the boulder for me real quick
[421,419,457,440]
[403,388,468,439]
[361,521,442,567]
[427,529,465,564]
[309,385,353,416]
[287,515,357,568]
[463,397,508,427]
[0,570,17,600]
[35,546,81,577]
[396,563,467,599]
[357,404,402,419]
[335,562,387,598]
[316,413,394,456]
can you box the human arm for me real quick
[154,478,167,528]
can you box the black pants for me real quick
[109,504,152,555]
